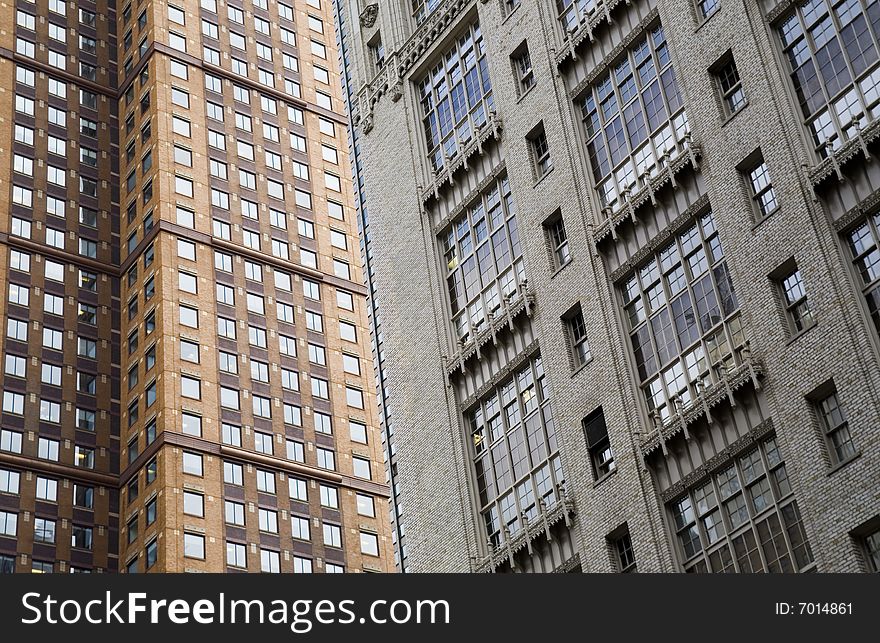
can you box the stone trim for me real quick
[457,339,541,413]
[359,3,379,27]
[809,118,879,187]
[832,186,880,233]
[473,491,577,573]
[641,358,766,455]
[422,115,505,206]
[430,162,508,236]
[554,0,629,69]
[766,0,799,25]
[658,418,776,503]
[553,552,582,573]
[567,7,660,97]
[444,284,537,378]
[607,193,712,284]
[593,140,703,245]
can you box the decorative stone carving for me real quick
[359,3,379,28]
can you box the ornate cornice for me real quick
[359,3,379,28]
[457,340,541,413]
[809,118,879,187]
[422,115,504,205]
[442,282,537,379]
[553,552,582,573]
[554,0,630,69]
[640,355,765,456]
[766,0,798,25]
[430,162,508,236]
[607,193,711,283]
[658,418,776,503]
[473,490,576,573]
[832,186,880,232]
[593,136,702,245]
[355,0,476,125]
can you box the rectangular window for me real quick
[816,389,858,465]
[583,407,615,480]
[439,175,524,342]
[714,56,746,116]
[578,24,686,213]
[418,21,493,172]
[528,125,552,178]
[564,305,591,368]
[669,436,813,573]
[848,213,880,338]
[745,156,779,219]
[777,0,880,156]
[544,213,570,271]
[512,43,535,95]
[620,211,741,422]
[780,268,815,334]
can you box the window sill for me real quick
[550,258,573,280]
[828,450,861,476]
[533,165,555,189]
[502,4,521,25]
[571,357,594,378]
[785,320,818,347]
[720,101,749,128]
[694,8,721,34]
[516,82,537,105]
[751,206,781,232]
[593,467,618,489]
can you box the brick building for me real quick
[339,0,880,572]
[0,0,392,574]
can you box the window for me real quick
[777,0,880,156]
[181,376,201,400]
[512,44,535,95]
[254,432,274,455]
[184,533,205,559]
[0,511,17,537]
[36,477,58,502]
[697,0,720,20]
[259,508,279,534]
[323,523,342,548]
[353,457,371,480]
[669,436,813,573]
[317,448,335,470]
[418,21,493,171]
[613,531,636,572]
[289,478,308,501]
[583,408,615,480]
[745,156,779,219]
[34,518,56,544]
[357,494,376,518]
[146,540,158,569]
[227,542,247,569]
[74,485,94,509]
[544,214,571,270]
[257,470,276,494]
[1,430,22,454]
[620,211,741,422]
[320,485,339,509]
[224,461,243,485]
[780,268,815,334]
[440,175,524,342]
[287,440,305,463]
[261,549,280,573]
[564,305,591,368]
[848,213,880,338]
[349,420,368,444]
[183,452,203,476]
[0,469,20,495]
[292,516,310,540]
[864,528,880,572]
[470,356,562,547]
[360,532,380,557]
[714,56,746,116]
[578,24,686,213]
[816,389,858,465]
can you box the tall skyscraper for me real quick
[0,0,392,574]
[339,0,880,573]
